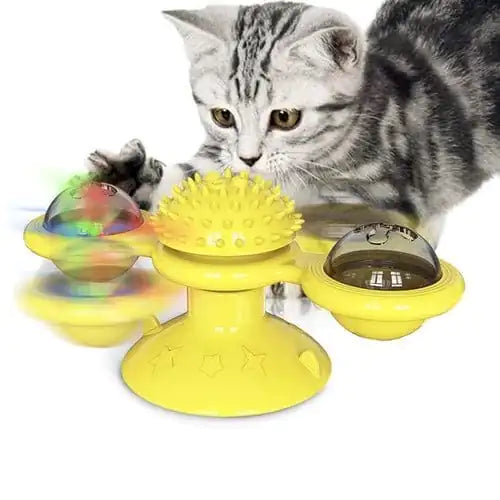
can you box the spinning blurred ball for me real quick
[324,223,442,291]
[54,239,137,282]
[43,182,143,281]
[44,182,143,236]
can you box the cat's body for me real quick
[88,0,500,295]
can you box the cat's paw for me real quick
[85,139,164,210]
[267,298,286,317]
[266,282,306,299]
[266,283,314,314]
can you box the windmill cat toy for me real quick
[22,169,464,417]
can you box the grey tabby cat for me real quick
[88,0,500,296]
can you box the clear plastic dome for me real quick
[324,223,442,290]
[43,182,143,237]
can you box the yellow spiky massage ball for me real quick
[150,169,305,256]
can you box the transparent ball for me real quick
[324,223,442,291]
[43,182,143,237]
[44,182,142,281]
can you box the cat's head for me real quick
[164,2,365,188]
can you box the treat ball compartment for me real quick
[323,223,442,291]
[301,223,464,341]
[24,182,149,281]
[43,182,143,237]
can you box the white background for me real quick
[1,1,500,499]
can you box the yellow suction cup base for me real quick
[121,288,331,417]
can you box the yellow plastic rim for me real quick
[24,212,156,260]
[20,271,182,326]
[151,241,309,291]
[302,260,465,322]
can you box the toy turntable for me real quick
[22,170,465,417]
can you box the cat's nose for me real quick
[239,155,261,167]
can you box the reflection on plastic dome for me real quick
[324,223,442,291]
[43,182,143,237]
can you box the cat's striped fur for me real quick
[88,0,500,295]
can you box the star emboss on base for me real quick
[200,354,224,377]
[242,346,266,375]
[149,345,182,373]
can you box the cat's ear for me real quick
[163,7,237,63]
[285,8,364,70]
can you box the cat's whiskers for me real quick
[287,157,347,174]
[278,159,344,192]
[289,162,330,187]
[291,144,382,178]
[269,156,306,193]
[288,169,308,191]
[278,165,307,193]
[281,154,358,181]
[280,151,353,173]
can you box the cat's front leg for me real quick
[86,138,164,210]
[266,283,306,299]
[85,138,229,211]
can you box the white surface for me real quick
[1,1,500,499]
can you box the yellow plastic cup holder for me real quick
[22,182,177,347]
[20,269,180,347]
[302,259,464,340]
[300,222,465,340]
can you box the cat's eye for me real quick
[211,108,235,128]
[270,109,301,131]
